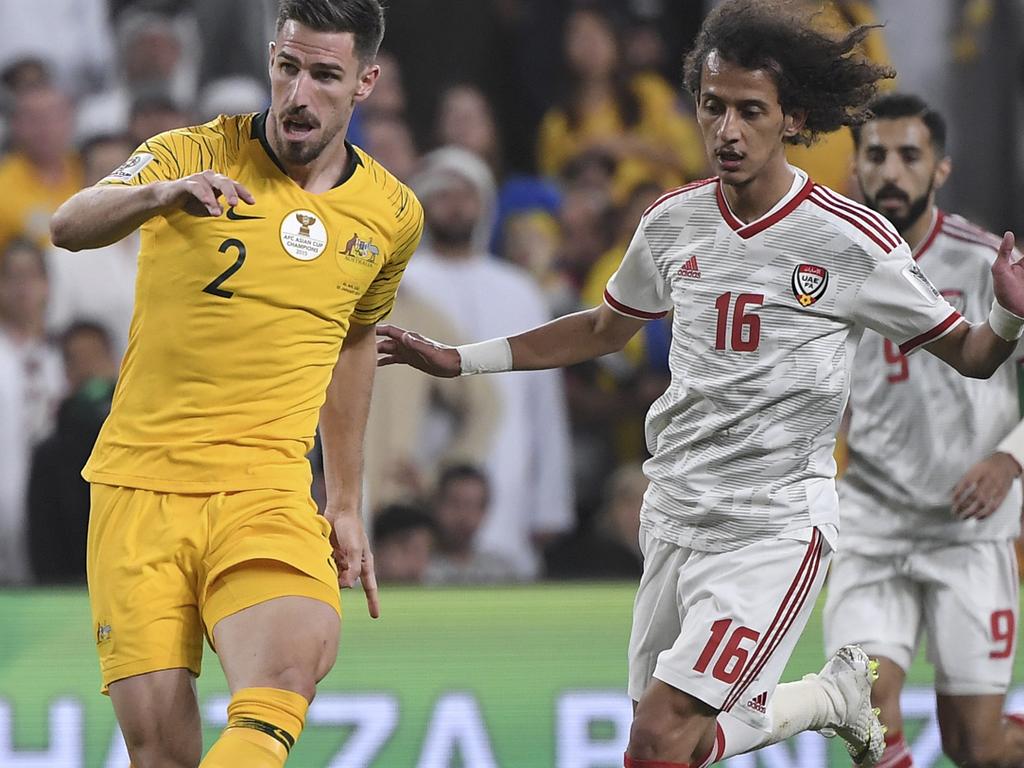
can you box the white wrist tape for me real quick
[988,299,1024,341]
[457,338,513,375]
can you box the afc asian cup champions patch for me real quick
[791,263,829,307]
[103,152,155,182]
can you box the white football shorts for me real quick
[628,525,833,730]
[824,539,1019,695]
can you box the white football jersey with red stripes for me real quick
[840,209,1021,553]
[605,168,963,551]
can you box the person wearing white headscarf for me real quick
[402,147,575,577]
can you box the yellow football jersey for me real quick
[83,113,423,493]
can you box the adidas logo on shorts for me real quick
[746,690,768,714]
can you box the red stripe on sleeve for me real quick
[898,310,964,355]
[604,289,668,320]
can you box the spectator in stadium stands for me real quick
[544,463,646,580]
[28,321,117,584]
[536,3,705,202]
[361,49,406,118]
[46,133,138,357]
[127,90,194,147]
[557,185,616,293]
[372,504,437,585]
[404,147,575,578]
[77,9,199,140]
[784,0,892,195]
[425,464,521,585]
[0,57,52,96]
[360,112,420,181]
[0,238,65,584]
[0,85,83,252]
[0,1,114,97]
[435,84,502,178]
[196,75,268,123]
[364,291,499,511]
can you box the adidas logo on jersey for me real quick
[746,690,768,714]
[677,255,701,279]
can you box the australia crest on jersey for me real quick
[791,263,829,306]
[341,232,380,265]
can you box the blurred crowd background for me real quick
[0,0,1022,587]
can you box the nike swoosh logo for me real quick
[226,207,264,221]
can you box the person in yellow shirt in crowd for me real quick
[0,84,83,251]
[537,3,706,202]
[785,0,893,195]
[49,1,422,767]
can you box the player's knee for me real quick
[942,732,1004,768]
[627,691,708,758]
[123,724,201,768]
[264,664,319,702]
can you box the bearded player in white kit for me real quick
[824,93,1024,768]
[376,1,1024,766]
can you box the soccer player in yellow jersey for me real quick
[49,2,421,766]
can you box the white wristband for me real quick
[998,421,1024,474]
[457,338,513,375]
[988,299,1024,341]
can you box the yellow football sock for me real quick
[199,687,308,767]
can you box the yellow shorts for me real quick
[87,484,341,693]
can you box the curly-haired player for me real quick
[377,1,1024,765]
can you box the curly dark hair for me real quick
[682,0,895,146]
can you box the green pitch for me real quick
[0,585,1020,766]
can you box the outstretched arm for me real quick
[925,232,1024,378]
[376,303,648,377]
[50,170,255,252]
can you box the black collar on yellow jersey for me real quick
[251,110,363,189]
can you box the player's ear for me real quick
[352,63,381,104]
[783,108,807,140]
[934,155,952,190]
[268,41,276,77]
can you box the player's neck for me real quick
[433,242,476,260]
[720,157,795,224]
[269,122,352,194]
[899,205,937,252]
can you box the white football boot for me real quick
[814,644,885,766]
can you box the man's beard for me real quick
[862,179,933,234]
[272,113,342,166]
[428,219,476,249]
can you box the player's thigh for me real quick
[201,487,341,635]
[656,528,831,732]
[823,548,922,673]
[627,527,692,703]
[936,692,1012,762]
[920,540,1019,697]
[109,668,202,767]
[212,579,340,701]
[87,484,205,693]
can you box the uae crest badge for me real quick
[791,263,829,307]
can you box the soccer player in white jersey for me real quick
[377,1,1024,766]
[824,93,1024,768]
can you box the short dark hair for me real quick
[0,237,47,278]
[276,0,386,63]
[436,464,489,503]
[683,0,895,146]
[850,92,948,155]
[372,503,436,543]
[62,320,113,353]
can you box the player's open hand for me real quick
[325,510,380,618]
[952,451,1021,520]
[376,324,461,378]
[157,170,256,217]
[991,231,1024,316]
